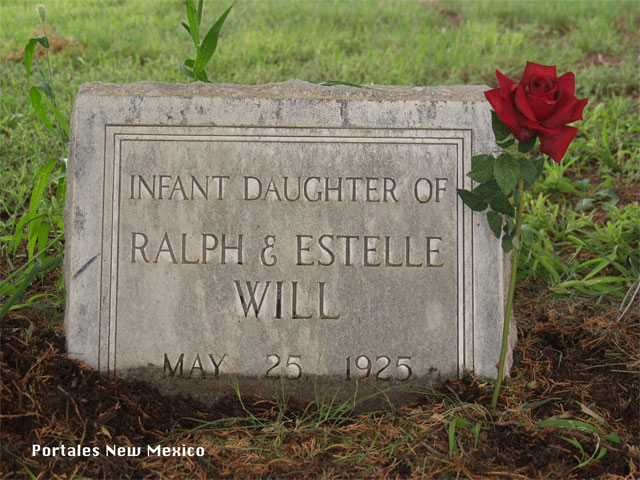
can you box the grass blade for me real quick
[0,256,61,319]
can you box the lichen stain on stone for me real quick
[417,102,437,122]
[73,206,85,233]
[338,99,349,126]
[124,96,144,123]
[274,99,283,120]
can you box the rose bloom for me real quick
[485,61,588,162]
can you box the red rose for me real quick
[485,61,588,162]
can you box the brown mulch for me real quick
[7,27,85,62]
[1,281,639,479]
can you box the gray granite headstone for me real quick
[64,80,512,405]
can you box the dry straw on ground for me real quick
[1,266,638,478]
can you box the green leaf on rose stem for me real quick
[521,224,534,245]
[498,136,515,148]
[494,153,520,195]
[472,180,501,202]
[504,215,515,232]
[185,0,200,46]
[575,198,594,211]
[193,3,233,76]
[518,136,536,154]
[29,86,55,134]
[502,234,514,252]
[491,110,511,142]
[532,157,545,179]
[34,35,49,49]
[486,211,502,238]
[457,189,488,212]
[514,189,522,207]
[24,38,38,83]
[491,110,515,147]
[471,154,493,171]
[489,192,515,217]
[518,157,538,187]
[468,154,495,183]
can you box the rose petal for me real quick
[543,96,578,129]
[521,61,557,85]
[511,111,537,141]
[496,69,517,97]
[538,126,578,162]
[567,97,589,123]
[485,88,523,138]
[519,115,563,136]
[529,87,558,100]
[528,75,557,97]
[528,77,558,100]
[526,93,558,121]
[556,71,576,97]
[484,87,503,111]
[514,84,538,122]
[544,96,588,129]
[517,126,536,142]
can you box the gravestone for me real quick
[64,80,512,405]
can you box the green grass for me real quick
[1,0,638,304]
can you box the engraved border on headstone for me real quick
[65,82,509,398]
[97,125,474,376]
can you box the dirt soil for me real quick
[1,279,639,479]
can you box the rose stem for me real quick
[491,174,525,408]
